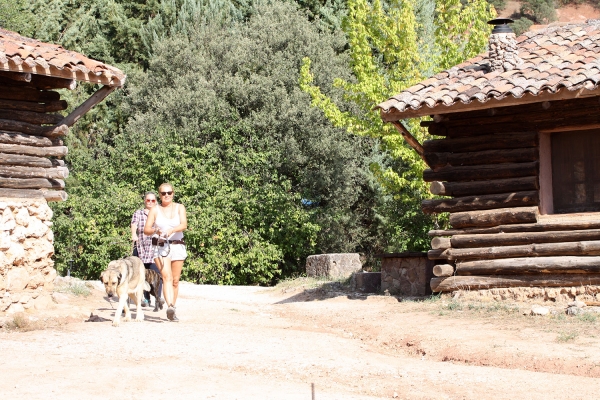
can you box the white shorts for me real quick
[154,243,187,261]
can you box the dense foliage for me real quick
[300,0,494,250]
[8,0,495,283]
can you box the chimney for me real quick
[487,19,523,72]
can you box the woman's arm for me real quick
[130,211,139,242]
[144,207,158,236]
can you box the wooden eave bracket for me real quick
[390,121,430,167]
[59,85,117,128]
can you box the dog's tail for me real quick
[144,281,151,291]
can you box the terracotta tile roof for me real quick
[0,29,125,87]
[377,20,600,119]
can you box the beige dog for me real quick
[100,256,150,327]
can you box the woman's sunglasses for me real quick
[160,191,173,196]
[145,199,156,203]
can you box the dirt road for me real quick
[2,281,600,399]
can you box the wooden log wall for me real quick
[422,97,600,292]
[0,72,71,201]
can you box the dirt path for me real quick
[2,281,600,399]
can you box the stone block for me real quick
[34,294,53,310]
[6,267,29,291]
[354,272,381,293]
[7,302,24,314]
[306,253,362,278]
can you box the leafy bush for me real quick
[512,17,534,36]
[521,0,557,24]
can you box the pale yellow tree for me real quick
[300,0,495,201]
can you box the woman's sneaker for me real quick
[166,306,175,321]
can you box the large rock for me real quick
[14,207,30,227]
[25,218,49,238]
[6,267,29,291]
[0,231,10,251]
[306,253,362,278]
[34,294,53,310]
[0,207,16,231]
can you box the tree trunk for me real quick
[428,249,447,260]
[0,109,63,125]
[431,237,451,250]
[430,176,538,197]
[423,162,538,182]
[425,147,538,170]
[447,240,600,261]
[0,99,68,113]
[0,176,64,189]
[0,86,60,102]
[449,206,539,228]
[421,191,538,214]
[433,264,454,277]
[423,132,537,153]
[0,131,58,147]
[43,190,68,202]
[451,229,600,248]
[30,75,76,90]
[429,220,600,237]
[0,71,31,82]
[0,165,69,179]
[0,143,67,157]
[431,274,600,292]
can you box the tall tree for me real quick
[51,1,385,282]
[300,0,495,250]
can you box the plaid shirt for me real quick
[131,209,154,263]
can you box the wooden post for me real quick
[430,176,538,197]
[421,191,538,214]
[390,121,428,166]
[431,274,600,292]
[433,264,454,277]
[59,85,117,127]
[449,206,539,228]
[451,229,600,248]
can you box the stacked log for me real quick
[0,77,71,201]
[422,97,600,292]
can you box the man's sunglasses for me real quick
[160,191,173,196]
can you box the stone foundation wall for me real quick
[0,198,57,314]
[381,255,432,296]
[452,285,600,303]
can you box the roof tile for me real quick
[377,21,600,117]
[0,28,125,86]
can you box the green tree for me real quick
[52,1,385,282]
[300,0,495,250]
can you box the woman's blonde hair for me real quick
[158,182,174,193]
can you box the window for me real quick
[551,129,600,214]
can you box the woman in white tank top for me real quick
[144,183,188,322]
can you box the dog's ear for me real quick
[99,271,105,282]
[117,272,122,284]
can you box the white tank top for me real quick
[155,204,183,240]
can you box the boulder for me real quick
[32,203,53,221]
[531,305,550,316]
[306,253,362,278]
[6,267,29,291]
[34,294,53,310]
[0,231,10,251]
[7,302,25,314]
[14,207,30,227]
[51,292,71,304]
[25,218,49,238]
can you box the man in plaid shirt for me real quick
[131,192,162,307]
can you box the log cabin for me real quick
[376,19,600,294]
[0,28,125,201]
[0,29,124,311]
